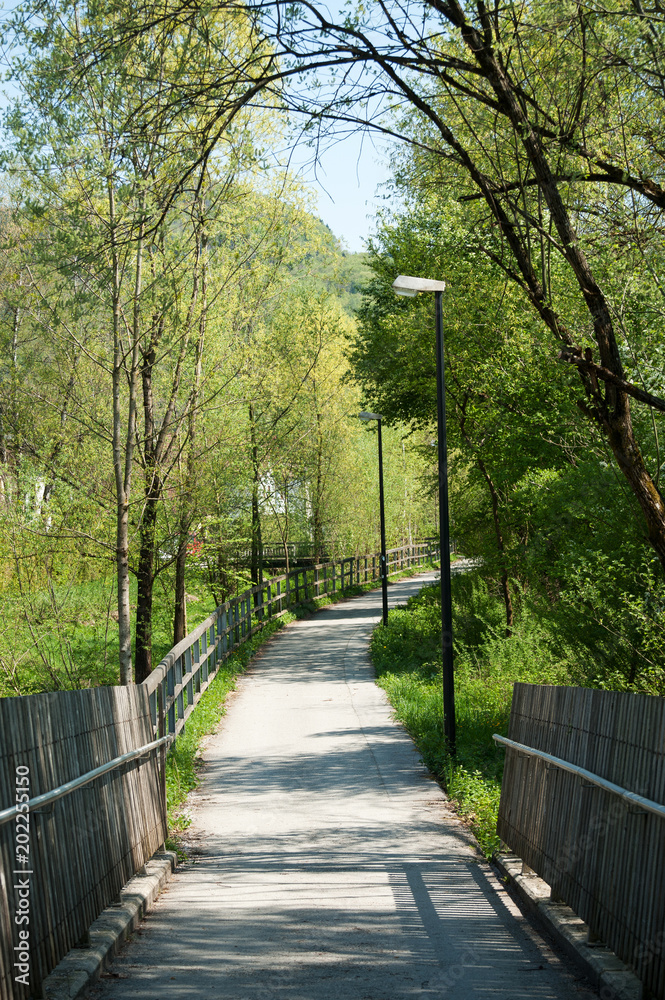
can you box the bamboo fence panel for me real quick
[0,686,166,1000]
[497,682,665,997]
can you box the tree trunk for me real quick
[172,208,206,641]
[109,180,138,686]
[249,403,263,592]
[476,456,514,636]
[173,526,189,645]
[313,409,324,561]
[456,22,665,571]
[135,481,159,683]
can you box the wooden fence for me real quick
[144,540,440,739]
[497,683,665,999]
[0,686,166,1000]
[0,539,439,998]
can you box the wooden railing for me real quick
[0,539,438,1000]
[143,540,440,740]
[496,683,665,999]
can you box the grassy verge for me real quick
[370,574,571,857]
[0,556,441,697]
[165,559,440,854]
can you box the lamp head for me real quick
[392,274,446,296]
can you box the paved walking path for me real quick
[87,573,596,1000]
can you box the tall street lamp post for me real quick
[392,275,456,756]
[359,411,389,627]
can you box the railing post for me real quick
[277,579,282,613]
[167,662,176,735]
[149,689,158,733]
[199,631,207,688]
[315,566,320,598]
[178,653,186,726]
[220,609,228,656]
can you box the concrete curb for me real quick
[493,853,642,1000]
[41,850,177,1000]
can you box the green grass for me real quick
[0,554,441,697]
[370,575,572,857]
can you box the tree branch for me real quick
[558,347,665,413]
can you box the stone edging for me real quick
[41,851,177,1000]
[493,853,642,1000]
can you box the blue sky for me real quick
[293,130,394,253]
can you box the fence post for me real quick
[199,632,207,689]
[221,609,228,656]
[167,661,176,735]
[184,639,192,719]
[210,623,217,675]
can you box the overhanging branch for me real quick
[559,347,665,413]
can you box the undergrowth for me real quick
[370,573,572,857]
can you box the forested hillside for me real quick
[1,0,665,700]
[0,4,439,695]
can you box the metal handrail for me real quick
[0,734,173,829]
[493,734,665,821]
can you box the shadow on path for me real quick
[85,571,596,1000]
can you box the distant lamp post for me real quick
[392,274,456,756]
[359,411,389,627]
